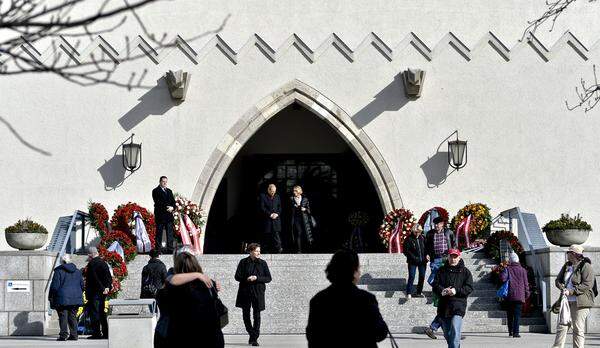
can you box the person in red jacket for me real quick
[500,252,530,338]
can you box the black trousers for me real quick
[506,301,523,335]
[293,220,310,253]
[57,305,78,339]
[87,293,108,338]
[263,229,282,253]
[156,221,175,251]
[242,297,261,342]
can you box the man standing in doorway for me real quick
[258,184,283,253]
[152,176,176,254]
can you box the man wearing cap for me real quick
[553,244,596,348]
[423,216,456,339]
[432,248,473,348]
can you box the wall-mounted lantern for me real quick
[448,132,467,170]
[165,70,191,101]
[402,68,426,98]
[122,134,142,173]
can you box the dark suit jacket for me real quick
[235,256,272,311]
[306,283,389,348]
[152,186,176,224]
[258,193,282,233]
[84,257,112,296]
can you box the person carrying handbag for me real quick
[552,244,596,348]
[499,252,530,338]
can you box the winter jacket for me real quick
[500,262,530,303]
[425,229,456,260]
[306,283,389,348]
[48,263,84,308]
[556,257,596,308]
[432,259,473,318]
[403,234,427,265]
[140,258,167,299]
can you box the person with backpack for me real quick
[140,249,168,313]
[500,252,530,338]
[553,244,596,348]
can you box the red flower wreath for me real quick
[418,207,450,229]
[98,247,128,280]
[378,208,415,250]
[111,202,156,250]
[99,229,137,262]
[88,202,110,236]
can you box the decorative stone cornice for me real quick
[9,31,599,68]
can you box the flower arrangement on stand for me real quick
[484,230,524,262]
[490,261,509,287]
[450,203,492,248]
[418,206,450,230]
[378,208,415,253]
[173,194,204,238]
[98,229,137,262]
[88,202,109,236]
[111,202,156,250]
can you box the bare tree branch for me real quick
[566,65,600,112]
[521,0,597,41]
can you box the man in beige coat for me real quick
[553,244,596,348]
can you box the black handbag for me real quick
[310,215,317,229]
[210,287,229,328]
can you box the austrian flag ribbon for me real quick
[456,214,472,248]
[388,220,404,254]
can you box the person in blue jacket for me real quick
[49,254,84,341]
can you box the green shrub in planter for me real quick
[5,219,49,234]
[542,214,592,232]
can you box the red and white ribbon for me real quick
[388,219,404,253]
[456,214,472,248]
[183,214,203,255]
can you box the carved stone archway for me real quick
[192,79,403,235]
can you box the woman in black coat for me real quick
[290,185,314,253]
[235,243,272,346]
[306,249,389,348]
[48,255,84,341]
[157,251,224,348]
[403,224,428,299]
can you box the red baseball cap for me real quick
[448,249,461,256]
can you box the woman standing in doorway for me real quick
[290,185,315,253]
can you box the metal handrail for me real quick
[500,207,547,313]
[46,210,89,316]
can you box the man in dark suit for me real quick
[152,176,176,253]
[258,184,283,253]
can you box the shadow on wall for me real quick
[420,131,459,188]
[118,77,180,131]
[97,135,137,191]
[11,312,44,336]
[352,73,409,129]
[0,116,52,156]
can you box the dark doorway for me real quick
[204,104,384,253]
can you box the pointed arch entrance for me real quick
[192,80,402,252]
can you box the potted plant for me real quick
[5,219,49,250]
[542,214,592,247]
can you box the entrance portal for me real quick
[204,104,384,253]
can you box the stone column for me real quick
[0,250,59,336]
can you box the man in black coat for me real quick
[403,224,428,298]
[432,249,473,348]
[306,249,389,348]
[84,247,113,339]
[140,249,167,313]
[258,184,283,253]
[235,243,272,346]
[152,176,176,253]
[49,254,84,341]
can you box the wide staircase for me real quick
[71,251,547,334]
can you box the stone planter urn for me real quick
[5,232,48,250]
[545,229,590,247]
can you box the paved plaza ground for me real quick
[1,333,599,347]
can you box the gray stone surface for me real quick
[0,313,6,336]
[0,281,4,311]
[0,256,28,280]
[4,290,33,312]
[33,281,47,312]
[8,312,44,336]
[28,256,55,280]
